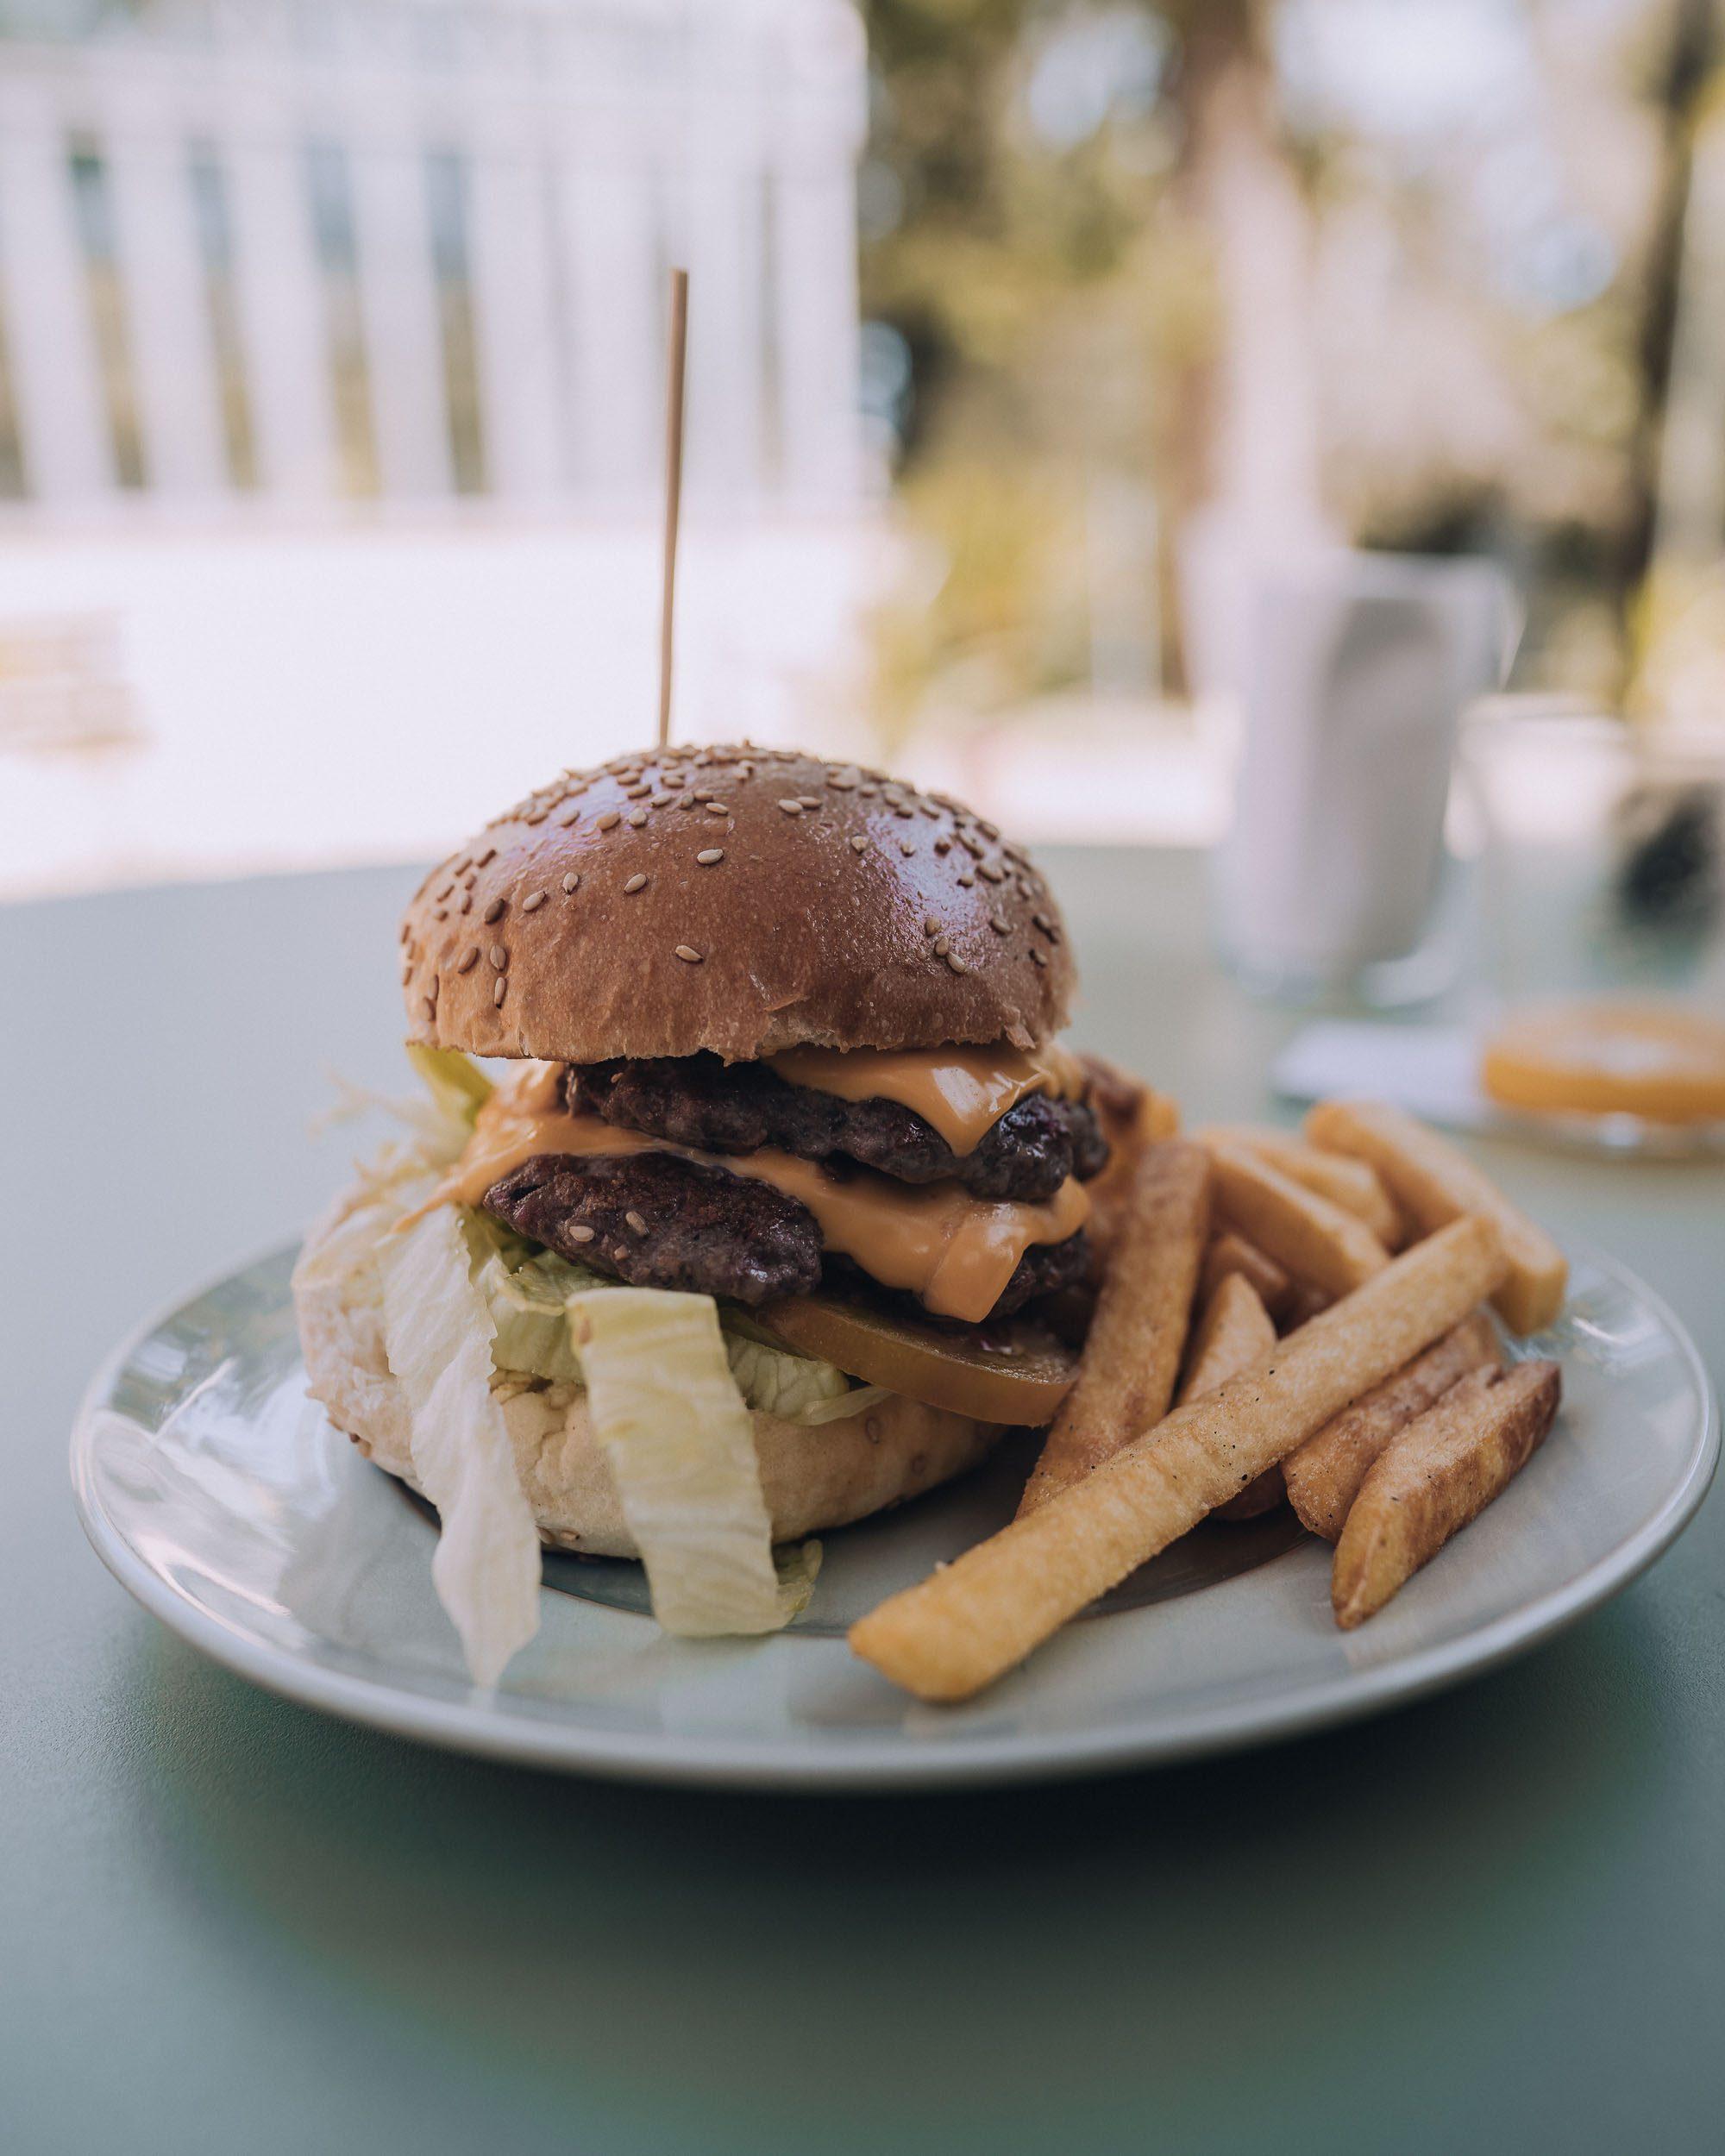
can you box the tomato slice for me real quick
[758,1291,1079,1427]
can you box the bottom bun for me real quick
[292,1171,1002,1558]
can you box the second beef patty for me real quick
[483,1149,1090,1319]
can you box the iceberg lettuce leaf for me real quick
[380,1206,542,1685]
[567,1287,818,1636]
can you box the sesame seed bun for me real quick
[400,745,1075,1062]
[292,1173,1002,1557]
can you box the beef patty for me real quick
[483,1150,1091,1319]
[568,1055,1107,1202]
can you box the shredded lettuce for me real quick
[318,1045,493,1170]
[475,1241,608,1383]
[568,1288,819,1636]
[380,1206,543,1685]
[405,1043,494,1127]
[722,1333,889,1424]
[467,1212,888,1424]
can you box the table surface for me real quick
[4,849,1721,2156]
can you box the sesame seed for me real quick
[1030,948,1048,968]
[652,793,674,808]
[827,769,858,790]
[859,783,879,798]
[850,835,869,854]
[568,1224,595,1244]
[627,808,648,828]
[777,799,803,815]
[624,873,648,893]
[934,937,950,956]
[934,837,951,856]
[561,873,580,893]
[458,893,472,914]
[677,794,698,810]
[991,916,1010,934]
[946,952,969,975]
[980,861,1006,883]
[980,820,1000,840]
[433,907,448,922]
[456,946,480,973]
[924,916,940,935]
[624,782,651,799]
[696,848,724,865]
[483,898,506,924]
[705,801,729,816]
[524,808,549,826]
[625,1210,649,1237]
[477,848,497,867]
[596,810,620,830]
[919,802,940,819]
[674,944,703,963]
[523,891,548,912]
[559,811,580,827]
[800,796,821,811]
[492,976,508,1005]
[957,872,975,887]
[489,944,508,969]
[436,882,454,901]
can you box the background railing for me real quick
[0,0,866,514]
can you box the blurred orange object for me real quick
[1481,1001,1725,1126]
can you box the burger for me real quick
[293,743,1136,1680]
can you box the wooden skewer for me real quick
[657,266,689,749]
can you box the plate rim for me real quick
[70,1238,1721,1791]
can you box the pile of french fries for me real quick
[851,1098,1568,1702]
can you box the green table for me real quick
[4,851,1720,2156]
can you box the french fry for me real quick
[1283,1312,1502,1541]
[1079,1056,1181,1262]
[1279,1280,1333,1333]
[1017,1140,1211,1516]
[1177,1272,1279,1404]
[1332,1357,1561,1627]
[1205,1138,1390,1301]
[1200,1231,1294,1324]
[1304,1100,1567,1335]
[850,1216,1509,1701]
[1176,1273,1283,1518]
[1196,1124,1401,1247]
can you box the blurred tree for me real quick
[862,1,1294,727]
[862,0,1711,732]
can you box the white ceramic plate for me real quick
[72,1242,1717,1789]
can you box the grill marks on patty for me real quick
[568,1054,1107,1202]
[483,1151,1093,1318]
[479,1053,1107,1320]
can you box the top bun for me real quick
[400,745,1075,1062]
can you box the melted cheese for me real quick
[768,1041,1086,1156]
[412,1063,1089,1325]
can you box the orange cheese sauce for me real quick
[417,1063,1089,1325]
[768,1041,1085,1156]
